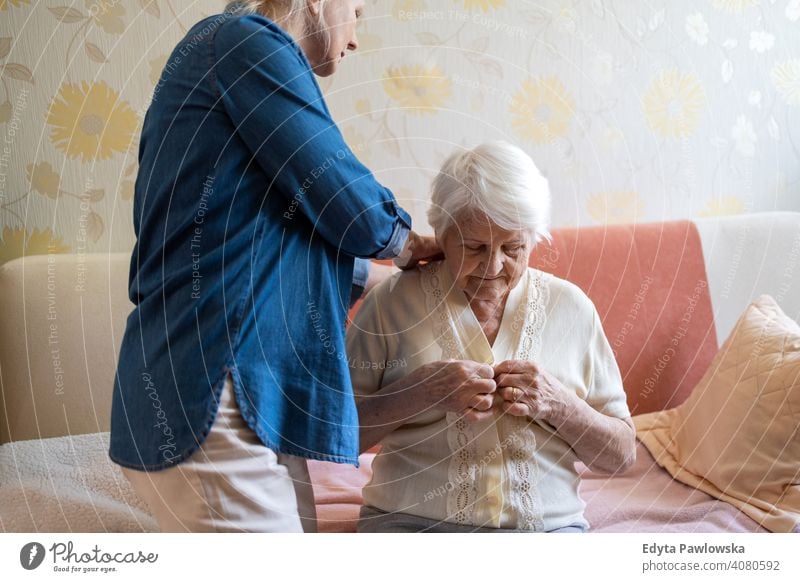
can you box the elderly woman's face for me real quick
[306,0,364,77]
[440,211,533,302]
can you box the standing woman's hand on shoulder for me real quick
[394,231,444,270]
[359,230,444,294]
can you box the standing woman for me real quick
[109,0,435,532]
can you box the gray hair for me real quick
[428,141,551,244]
[225,1,330,57]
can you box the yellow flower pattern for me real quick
[26,162,61,199]
[643,69,706,138]
[0,1,796,259]
[85,0,126,35]
[356,32,383,53]
[509,77,575,144]
[699,196,746,217]
[46,81,138,162]
[0,226,70,266]
[771,60,800,106]
[382,65,453,114]
[587,191,644,224]
[355,99,371,115]
[27,228,71,255]
[120,180,135,202]
[711,0,757,13]
[0,0,30,10]
[456,0,505,11]
[148,54,169,87]
[342,126,371,164]
[0,101,12,123]
[0,226,26,264]
[392,0,425,19]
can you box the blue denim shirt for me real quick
[109,6,410,470]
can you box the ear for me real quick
[434,228,447,252]
[306,0,321,17]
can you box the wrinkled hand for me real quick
[410,359,496,422]
[493,359,575,423]
[394,231,444,270]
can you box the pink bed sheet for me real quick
[579,443,767,532]
[307,442,767,533]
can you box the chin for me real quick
[464,285,509,301]
[313,56,342,77]
[314,64,337,77]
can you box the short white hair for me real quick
[225,1,330,56]
[427,141,551,244]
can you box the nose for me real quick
[482,249,504,277]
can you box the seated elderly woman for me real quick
[346,141,636,533]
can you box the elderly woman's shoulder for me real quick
[354,267,427,330]
[531,268,599,318]
[371,266,425,300]
[359,265,427,310]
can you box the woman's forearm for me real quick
[356,379,423,454]
[355,360,497,454]
[549,395,636,474]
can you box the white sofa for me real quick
[1,212,798,532]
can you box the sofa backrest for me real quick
[529,212,800,415]
[0,253,132,444]
[530,220,717,415]
[693,212,800,343]
[1,213,798,443]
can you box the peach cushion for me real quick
[530,220,717,415]
[635,295,800,533]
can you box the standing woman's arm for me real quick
[214,15,411,259]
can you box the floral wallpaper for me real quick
[1,0,799,265]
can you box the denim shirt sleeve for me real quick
[350,258,371,306]
[375,221,410,260]
[213,15,411,259]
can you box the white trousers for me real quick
[121,371,317,532]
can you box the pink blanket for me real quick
[579,443,767,532]
[308,442,766,533]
